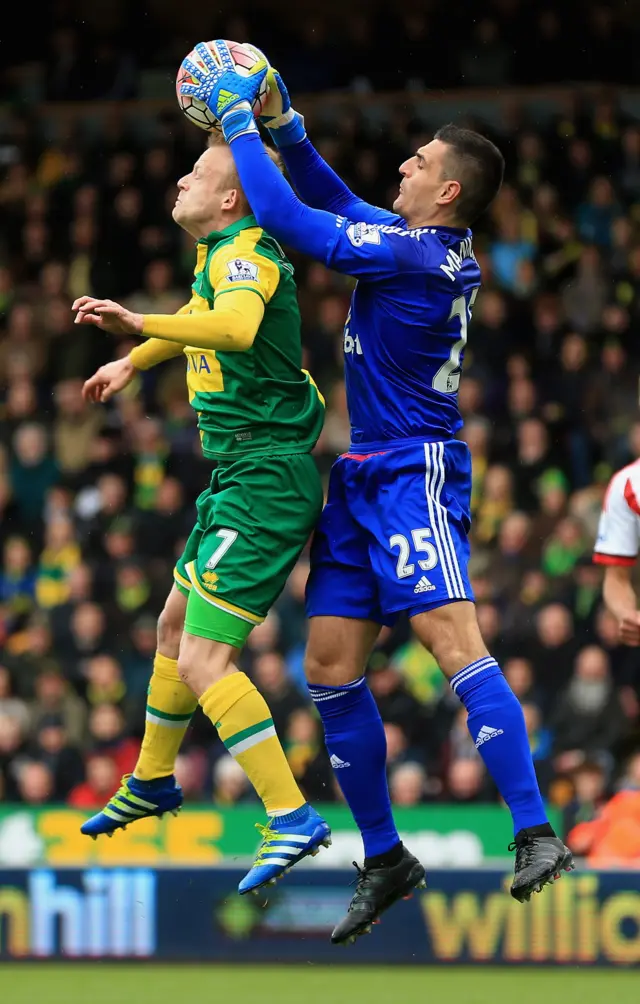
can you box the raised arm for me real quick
[178,43,412,270]
[229,130,424,279]
[281,139,401,226]
[261,69,400,226]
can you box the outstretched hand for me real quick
[258,66,292,125]
[179,40,268,122]
[82,357,136,403]
[254,61,306,147]
[73,296,143,336]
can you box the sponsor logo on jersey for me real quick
[336,216,440,241]
[346,222,381,247]
[226,258,259,282]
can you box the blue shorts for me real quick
[306,440,474,626]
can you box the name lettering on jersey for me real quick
[226,258,259,282]
[439,238,476,282]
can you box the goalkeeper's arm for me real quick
[226,130,423,278]
[279,137,400,226]
[260,68,397,225]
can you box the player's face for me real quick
[394,140,460,224]
[173,146,240,235]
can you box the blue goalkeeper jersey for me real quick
[329,214,480,449]
[227,133,481,449]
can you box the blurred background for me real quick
[1,0,640,983]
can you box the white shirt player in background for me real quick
[594,460,640,645]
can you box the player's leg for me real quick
[178,453,330,893]
[304,456,425,944]
[411,600,573,901]
[305,613,426,945]
[305,614,397,854]
[81,573,198,837]
[369,439,573,902]
[133,583,197,780]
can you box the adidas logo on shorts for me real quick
[475,725,504,748]
[414,575,436,594]
[330,753,350,768]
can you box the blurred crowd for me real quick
[3,0,640,100]
[2,13,640,844]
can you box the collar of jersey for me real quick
[197,214,259,246]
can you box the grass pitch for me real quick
[1,964,638,1004]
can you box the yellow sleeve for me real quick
[207,243,281,305]
[140,241,279,352]
[130,305,190,370]
[142,289,265,352]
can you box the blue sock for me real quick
[451,657,548,834]
[308,677,400,858]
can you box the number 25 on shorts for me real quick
[389,528,438,579]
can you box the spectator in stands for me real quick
[15,760,55,805]
[445,759,494,804]
[563,760,608,836]
[0,536,36,627]
[0,712,27,800]
[212,755,254,805]
[550,646,627,771]
[31,714,84,800]
[28,669,87,747]
[86,704,138,776]
[9,424,58,527]
[568,752,640,865]
[389,762,429,807]
[68,753,119,809]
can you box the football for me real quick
[176,40,269,132]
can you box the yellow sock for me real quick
[134,652,198,781]
[201,672,304,814]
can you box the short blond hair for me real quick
[207,132,284,192]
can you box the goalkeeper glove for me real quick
[179,40,267,143]
[257,66,307,147]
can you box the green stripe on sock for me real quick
[146,704,193,723]
[223,717,274,751]
[146,711,192,729]
[227,725,277,757]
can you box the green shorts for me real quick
[174,452,323,647]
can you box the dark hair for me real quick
[434,123,504,225]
